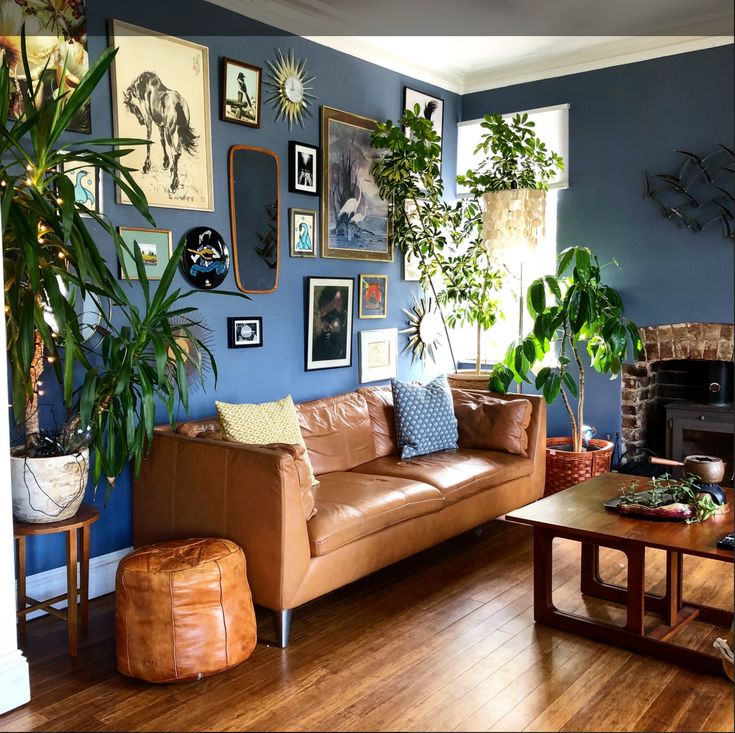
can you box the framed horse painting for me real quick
[109,20,214,211]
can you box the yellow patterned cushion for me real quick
[215,396,318,488]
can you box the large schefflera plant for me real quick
[371,106,504,370]
[489,246,643,452]
[2,40,225,495]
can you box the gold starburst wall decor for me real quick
[400,293,445,365]
[264,49,316,130]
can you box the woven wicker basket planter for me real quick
[545,437,614,496]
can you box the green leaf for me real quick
[557,247,575,276]
[574,248,591,283]
[562,371,578,397]
[543,372,561,403]
[529,280,546,317]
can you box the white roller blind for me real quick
[457,103,570,194]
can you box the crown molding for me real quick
[460,36,734,94]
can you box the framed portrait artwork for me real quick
[227,316,263,349]
[305,276,354,371]
[359,328,398,384]
[358,274,388,318]
[289,141,318,195]
[117,227,172,280]
[109,19,214,211]
[290,209,317,257]
[221,57,262,128]
[403,87,444,164]
[320,106,392,262]
[59,162,102,216]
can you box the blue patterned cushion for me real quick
[392,375,458,459]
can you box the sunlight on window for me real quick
[448,189,558,367]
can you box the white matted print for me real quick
[228,317,263,349]
[60,163,102,216]
[110,19,213,211]
[359,328,398,383]
[404,87,444,162]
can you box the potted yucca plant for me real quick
[2,38,233,521]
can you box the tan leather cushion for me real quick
[307,472,443,556]
[357,385,397,458]
[353,450,533,506]
[115,538,256,683]
[452,389,532,456]
[298,392,376,475]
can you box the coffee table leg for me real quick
[580,542,601,595]
[533,527,555,622]
[16,536,26,635]
[66,528,78,657]
[625,544,645,634]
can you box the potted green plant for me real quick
[2,41,231,521]
[489,245,643,493]
[370,106,505,373]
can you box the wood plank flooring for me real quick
[1,519,732,732]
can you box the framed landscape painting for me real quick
[118,227,172,280]
[109,19,213,211]
[320,106,391,262]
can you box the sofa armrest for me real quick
[133,429,312,611]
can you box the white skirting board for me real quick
[19,547,133,621]
[0,649,30,715]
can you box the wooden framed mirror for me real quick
[228,145,280,293]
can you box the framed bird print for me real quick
[222,57,262,128]
[403,87,444,165]
[321,106,392,262]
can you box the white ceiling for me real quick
[205,0,734,94]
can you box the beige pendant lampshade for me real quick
[482,189,547,259]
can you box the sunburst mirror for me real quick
[400,293,444,365]
[264,49,316,130]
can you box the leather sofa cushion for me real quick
[176,420,225,441]
[298,392,376,475]
[357,385,397,457]
[353,449,533,506]
[452,389,532,456]
[307,472,443,556]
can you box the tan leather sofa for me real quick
[133,386,546,646]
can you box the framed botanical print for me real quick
[305,276,354,371]
[227,317,263,349]
[404,87,444,164]
[290,209,317,257]
[289,141,318,195]
[358,274,388,318]
[222,57,262,128]
[118,227,172,280]
[109,19,214,211]
[60,163,102,216]
[320,106,391,262]
[359,328,398,384]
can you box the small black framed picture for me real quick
[289,141,318,195]
[228,316,263,349]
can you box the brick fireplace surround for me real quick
[620,322,734,457]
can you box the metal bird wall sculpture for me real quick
[645,144,734,241]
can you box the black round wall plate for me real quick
[180,227,230,289]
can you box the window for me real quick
[450,104,569,367]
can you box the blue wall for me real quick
[23,0,460,574]
[463,44,734,443]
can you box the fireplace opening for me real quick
[620,323,734,486]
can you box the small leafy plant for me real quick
[618,474,722,523]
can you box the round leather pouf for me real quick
[115,538,257,683]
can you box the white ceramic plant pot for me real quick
[10,449,89,523]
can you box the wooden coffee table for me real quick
[506,472,734,676]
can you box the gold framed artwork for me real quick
[359,328,398,384]
[109,19,214,211]
[222,56,262,128]
[358,274,388,318]
[320,106,391,262]
[117,227,173,280]
[290,209,317,257]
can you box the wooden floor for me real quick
[1,519,733,732]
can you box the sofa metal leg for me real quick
[274,609,292,648]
